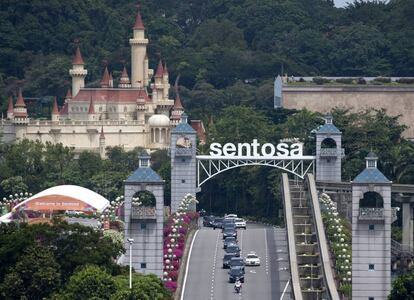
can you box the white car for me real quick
[225,213,238,219]
[235,218,246,229]
[245,252,261,266]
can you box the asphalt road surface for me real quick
[182,223,291,300]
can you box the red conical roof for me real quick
[100,126,105,139]
[155,60,164,78]
[59,102,68,115]
[15,88,26,107]
[163,62,169,75]
[7,96,13,113]
[120,66,131,84]
[52,97,59,114]
[100,66,110,87]
[133,10,145,29]
[88,97,95,114]
[174,94,183,110]
[73,46,84,65]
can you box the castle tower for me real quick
[59,89,71,120]
[69,46,87,97]
[316,115,343,182]
[99,126,106,158]
[129,7,148,88]
[7,96,13,119]
[351,153,391,299]
[153,60,164,101]
[162,62,169,99]
[119,66,132,88]
[109,72,113,88]
[51,97,59,122]
[100,66,110,88]
[170,113,197,212]
[88,97,96,121]
[13,88,28,124]
[170,94,184,125]
[124,150,165,276]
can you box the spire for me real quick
[15,88,26,107]
[100,66,110,88]
[174,94,183,110]
[133,7,145,30]
[155,60,164,78]
[72,46,84,65]
[109,72,113,88]
[52,97,59,114]
[88,97,95,114]
[99,126,105,139]
[65,88,72,100]
[163,62,168,75]
[120,66,131,84]
[7,96,13,113]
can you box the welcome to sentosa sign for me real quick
[209,139,304,158]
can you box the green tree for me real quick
[0,246,61,300]
[388,269,414,299]
[0,176,28,195]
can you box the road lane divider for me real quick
[180,229,199,300]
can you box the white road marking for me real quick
[264,228,269,275]
[180,229,199,300]
[210,231,220,300]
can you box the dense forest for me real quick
[1,0,414,220]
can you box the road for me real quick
[182,223,291,300]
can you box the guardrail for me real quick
[131,206,156,220]
[319,148,345,157]
[391,239,414,257]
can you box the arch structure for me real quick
[196,155,315,187]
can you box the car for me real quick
[212,217,223,230]
[225,245,241,257]
[223,253,237,268]
[222,222,236,232]
[203,215,215,227]
[223,228,237,239]
[223,237,237,249]
[225,214,238,219]
[245,252,261,266]
[235,218,247,230]
[228,267,244,283]
[229,257,245,273]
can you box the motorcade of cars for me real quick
[223,236,237,249]
[223,228,237,239]
[223,253,237,268]
[245,252,261,266]
[203,215,215,227]
[228,267,245,283]
[225,245,241,257]
[212,217,223,230]
[234,218,247,230]
[229,257,245,273]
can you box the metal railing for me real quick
[131,206,156,220]
[391,239,414,257]
[359,208,384,220]
[319,148,345,157]
[175,148,194,156]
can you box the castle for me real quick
[1,8,202,156]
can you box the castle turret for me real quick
[7,96,13,119]
[119,66,132,88]
[69,46,87,97]
[88,97,96,121]
[109,72,114,88]
[170,94,184,125]
[129,7,148,88]
[99,126,106,158]
[152,60,164,101]
[162,62,169,99]
[51,96,59,122]
[13,88,28,124]
[100,66,110,88]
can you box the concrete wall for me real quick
[282,86,414,139]
[316,134,342,182]
[170,132,197,213]
[351,184,391,300]
[124,183,164,277]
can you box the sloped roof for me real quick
[13,185,109,212]
[126,168,163,183]
[172,122,196,133]
[317,123,341,134]
[72,88,149,103]
[353,168,390,184]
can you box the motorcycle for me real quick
[234,281,242,294]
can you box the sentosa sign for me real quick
[209,139,304,158]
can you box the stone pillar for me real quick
[402,201,413,249]
[170,113,197,213]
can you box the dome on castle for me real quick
[148,114,170,127]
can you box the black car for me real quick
[223,228,237,239]
[228,267,245,283]
[212,217,223,229]
[222,218,235,229]
[221,222,236,233]
[223,237,237,249]
[229,257,245,273]
[203,215,214,227]
[225,245,241,257]
[223,253,237,268]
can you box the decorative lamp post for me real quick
[127,238,134,289]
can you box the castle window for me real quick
[140,263,147,269]
[141,223,147,230]
[369,224,375,230]
[75,107,79,112]
[369,264,375,270]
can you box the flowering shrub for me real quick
[319,193,352,297]
[163,194,199,293]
